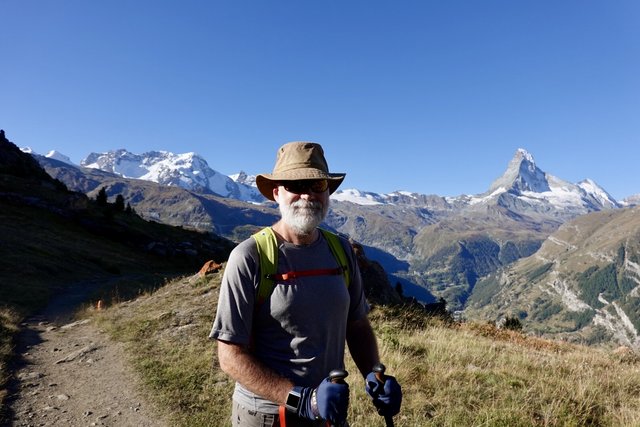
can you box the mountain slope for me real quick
[465,206,640,348]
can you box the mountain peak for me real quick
[45,150,76,166]
[489,148,551,194]
[515,148,535,163]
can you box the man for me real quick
[210,142,401,426]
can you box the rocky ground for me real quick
[6,283,168,427]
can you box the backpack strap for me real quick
[251,227,351,309]
[252,227,279,307]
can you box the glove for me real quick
[366,371,402,417]
[298,377,350,424]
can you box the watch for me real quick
[285,386,303,413]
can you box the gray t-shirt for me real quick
[210,229,369,413]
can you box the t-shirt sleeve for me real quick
[209,239,259,345]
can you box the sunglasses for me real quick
[279,179,329,194]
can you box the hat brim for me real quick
[256,170,345,201]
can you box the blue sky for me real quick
[1,1,638,199]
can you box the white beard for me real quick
[279,199,328,236]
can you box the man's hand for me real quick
[365,370,402,417]
[298,376,350,424]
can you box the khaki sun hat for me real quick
[256,141,346,201]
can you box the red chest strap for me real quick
[266,267,344,282]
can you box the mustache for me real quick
[291,200,323,211]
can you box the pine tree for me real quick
[114,194,125,212]
[96,187,108,206]
[395,281,404,297]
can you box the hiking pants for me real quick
[231,400,328,427]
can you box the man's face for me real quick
[274,179,330,236]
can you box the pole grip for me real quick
[372,363,395,427]
[326,369,349,427]
[328,368,348,384]
[373,362,386,383]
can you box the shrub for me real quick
[503,315,523,331]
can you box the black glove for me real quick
[366,371,402,417]
[298,376,350,424]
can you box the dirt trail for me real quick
[6,280,168,427]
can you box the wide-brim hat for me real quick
[256,141,346,201]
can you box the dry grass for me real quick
[94,274,640,427]
[355,307,640,426]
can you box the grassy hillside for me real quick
[94,272,640,426]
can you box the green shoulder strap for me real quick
[252,227,279,307]
[251,226,351,308]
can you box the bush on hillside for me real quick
[503,315,523,331]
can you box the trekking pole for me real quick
[373,363,395,427]
[327,369,349,427]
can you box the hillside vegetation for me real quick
[94,271,640,426]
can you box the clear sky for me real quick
[1,1,638,200]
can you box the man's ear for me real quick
[272,185,280,202]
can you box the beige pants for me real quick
[231,400,330,427]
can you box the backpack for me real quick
[251,226,351,308]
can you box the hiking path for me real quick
[6,279,168,427]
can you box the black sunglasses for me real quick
[279,179,329,194]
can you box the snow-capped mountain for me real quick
[489,148,550,193]
[19,148,77,167]
[576,179,620,209]
[331,189,386,205]
[229,171,256,187]
[80,149,264,203]
[476,148,620,214]
[333,148,620,217]
[28,145,622,215]
[44,150,76,166]
[622,194,640,207]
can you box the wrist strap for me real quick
[279,405,287,427]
